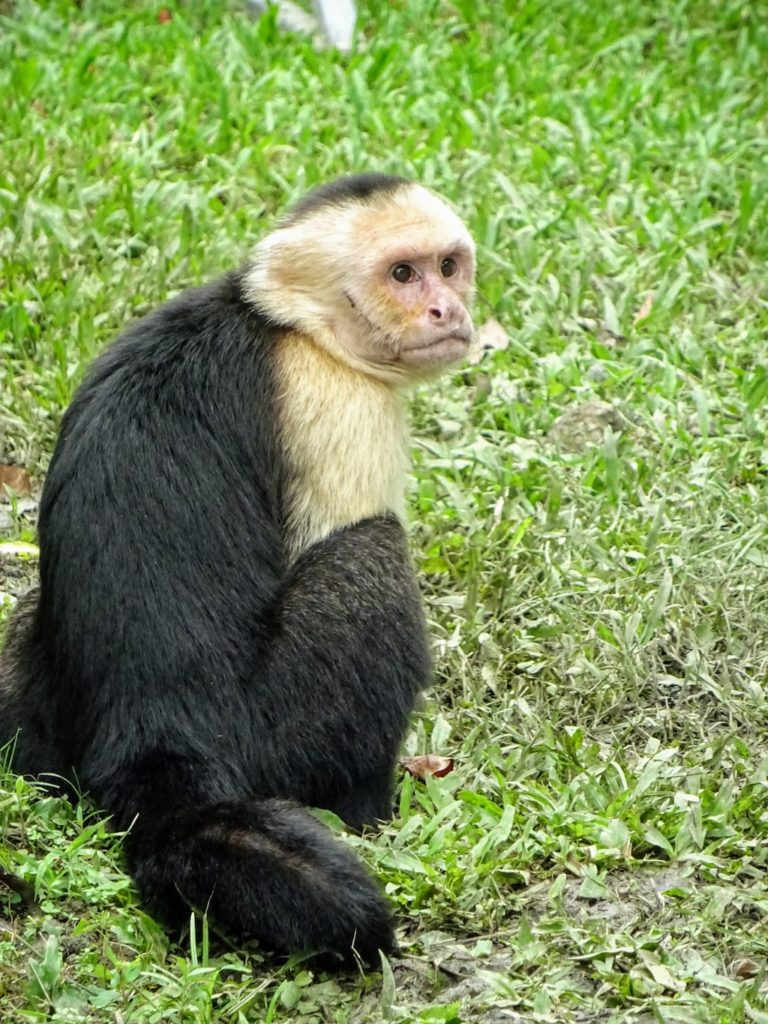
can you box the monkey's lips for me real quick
[399,330,472,368]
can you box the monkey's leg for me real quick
[264,514,431,829]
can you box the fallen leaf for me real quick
[0,465,32,497]
[632,291,655,326]
[644,961,686,993]
[728,958,760,979]
[158,8,172,23]
[401,755,454,780]
[466,318,509,364]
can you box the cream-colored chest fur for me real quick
[275,331,409,558]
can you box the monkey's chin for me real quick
[398,334,470,370]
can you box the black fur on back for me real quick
[0,270,431,963]
[282,173,411,225]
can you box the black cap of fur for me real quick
[283,173,411,224]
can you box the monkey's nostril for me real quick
[428,307,443,321]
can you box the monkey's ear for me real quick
[245,207,369,335]
[245,231,328,329]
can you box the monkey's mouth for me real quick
[399,330,471,368]
[406,330,472,352]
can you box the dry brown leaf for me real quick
[728,958,760,979]
[0,465,32,497]
[400,755,455,780]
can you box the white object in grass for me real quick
[246,0,356,51]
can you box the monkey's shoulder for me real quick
[85,272,274,387]
[45,273,285,517]
[54,273,281,453]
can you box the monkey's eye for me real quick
[391,264,415,284]
[441,257,459,278]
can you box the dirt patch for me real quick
[0,550,38,600]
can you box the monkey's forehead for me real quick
[261,184,474,261]
[354,186,474,254]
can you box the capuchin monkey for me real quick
[0,174,475,963]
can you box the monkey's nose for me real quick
[428,300,466,331]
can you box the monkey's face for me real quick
[336,187,475,378]
[246,182,476,382]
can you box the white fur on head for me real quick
[243,182,475,381]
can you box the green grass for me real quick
[2,0,768,1020]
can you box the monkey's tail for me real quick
[124,798,395,963]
